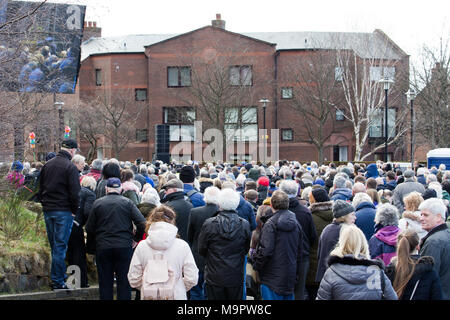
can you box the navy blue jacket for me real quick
[355,201,376,241]
[253,209,303,296]
[236,195,257,231]
[386,255,443,300]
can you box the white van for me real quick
[427,148,450,169]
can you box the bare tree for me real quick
[93,90,145,159]
[335,32,410,161]
[281,49,343,164]
[411,35,450,149]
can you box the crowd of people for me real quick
[3,138,450,300]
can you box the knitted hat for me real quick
[257,176,270,187]
[422,188,437,200]
[403,170,415,179]
[11,160,23,172]
[313,178,325,187]
[179,165,196,183]
[311,188,329,203]
[332,200,355,218]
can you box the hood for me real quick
[216,210,244,240]
[328,254,384,285]
[356,201,376,211]
[375,225,400,246]
[402,211,421,222]
[248,168,260,181]
[199,177,214,184]
[146,221,178,250]
[275,210,298,232]
[122,181,140,193]
[332,188,352,198]
[366,163,379,178]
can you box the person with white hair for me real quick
[428,181,443,199]
[352,192,376,241]
[137,188,161,219]
[330,175,352,201]
[72,154,86,175]
[416,167,428,186]
[418,198,450,299]
[85,158,103,182]
[198,188,251,300]
[187,186,221,300]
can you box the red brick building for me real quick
[75,15,410,163]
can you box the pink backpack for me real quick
[141,252,175,300]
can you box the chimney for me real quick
[82,21,102,42]
[212,13,225,29]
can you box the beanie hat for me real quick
[422,188,437,200]
[179,165,196,183]
[366,163,379,178]
[313,178,325,187]
[11,160,23,172]
[257,176,270,187]
[332,199,355,218]
[311,188,329,203]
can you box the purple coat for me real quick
[369,225,400,266]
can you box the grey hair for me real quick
[81,175,97,191]
[428,182,443,199]
[279,179,299,196]
[91,158,103,170]
[375,203,399,226]
[333,175,347,189]
[419,198,446,220]
[352,192,373,209]
[203,186,220,205]
[221,181,237,191]
[72,154,85,165]
[218,188,240,211]
[109,158,120,166]
[139,164,148,174]
[301,186,312,201]
[426,174,437,184]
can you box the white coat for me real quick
[127,221,199,300]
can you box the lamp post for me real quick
[54,96,65,149]
[378,77,394,163]
[259,98,270,165]
[406,88,416,170]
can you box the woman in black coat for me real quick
[67,175,97,288]
[385,230,443,300]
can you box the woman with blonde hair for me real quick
[366,188,381,207]
[127,205,198,300]
[386,230,443,300]
[317,224,397,300]
[399,192,426,240]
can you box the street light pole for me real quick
[378,77,394,163]
[53,93,65,150]
[259,98,270,165]
[406,89,416,169]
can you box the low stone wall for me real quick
[0,251,51,294]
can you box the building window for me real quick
[370,66,396,81]
[224,106,257,141]
[229,154,253,161]
[369,108,396,138]
[335,67,343,81]
[281,87,293,99]
[281,128,293,141]
[95,69,102,86]
[163,107,196,141]
[375,153,393,162]
[229,65,252,86]
[167,66,191,87]
[135,89,147,101]
[333,146,348,162]
[336,109,345,121]
[136,129,148,142]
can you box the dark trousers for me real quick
[96,247,133,300]
[205,283,243,300]
[67,224,88,287]
[294,258,309,300]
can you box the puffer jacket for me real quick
[369,225,400,266]
[127,221,199,300]
[307,201,334,285]
[253,209,303,296]
[316,254,397,300]
[198,210,251,287]
[355,201,376,241]
[386,255,443,300]
[236,195,257,231]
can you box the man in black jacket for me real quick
[161,178,193,242]
[85,178,146,300]
[279,180,317,300]
[198,188,251,300]
[252,190,303,300]
[38,139,81,290]
[187,186,220,300]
